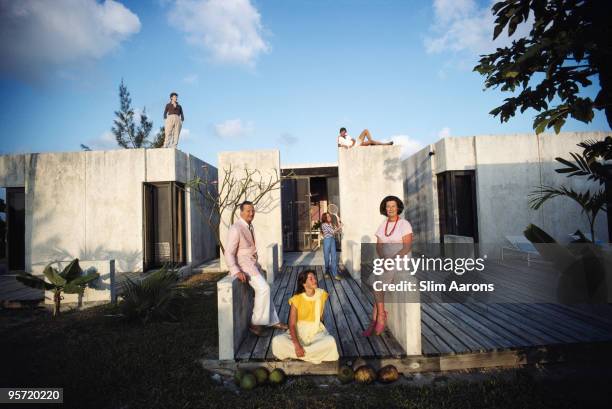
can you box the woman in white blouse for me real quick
[363,196,413,337]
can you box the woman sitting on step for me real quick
[271,270,339,364]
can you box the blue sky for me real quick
[0,0,609,167]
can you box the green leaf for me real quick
[16,273,54,290]
[493,23,504,40]
[60,258,82,281]
[503,70,520,78]
[553,117,566,134]
[534,118,549,134]
[43,265,66,287]
[70,271,100,286]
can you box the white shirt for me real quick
[338,134,354,147]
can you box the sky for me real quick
[0,0,609,167]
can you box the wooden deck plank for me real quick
[264,266,301,359]
[251,265,296,359]
[423,303,491,352]
[326,272,375,357]
[237,265,294,360]
[470,266,612,342]
[436,303,516,350]
[420,319,454,354]
[338,275,393,357]
[421,305,473,354]
[313,266,341,354]
[322,268,359,357]
[344,272,406,356]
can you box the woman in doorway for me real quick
[271,270,339,363]
[363,195,413,336]
[320,212,342,280]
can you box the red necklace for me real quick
[384,217,399,237]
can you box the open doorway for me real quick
[281,165,339,253]
[0,187,25,275]
[142,182,186,271]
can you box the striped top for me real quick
[321,223,335,238]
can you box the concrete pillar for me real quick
[266,243,278,284]
[218,150,283,272]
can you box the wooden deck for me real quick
[235,260,612,361]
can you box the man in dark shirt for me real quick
[163,92,184,148]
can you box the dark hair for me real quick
[339,127,347,133]
[294,269,316,295]
[239,200,254,211]
[170,92,178,98]
[379,195,404,216]
[320,212,337,229]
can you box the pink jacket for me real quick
[224,218,260,277]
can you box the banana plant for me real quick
[16,259,100,317]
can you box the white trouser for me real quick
[248,273,280,326]
[163,114,182,148]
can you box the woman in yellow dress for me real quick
[271,270,339,364]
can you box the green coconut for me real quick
[234,368,247,386]
[269,368,286,385]
[240,373,257,390]
[338,365,354,384]
[254,367,269,385]
[354,365,376,384]
[377,365,400,383]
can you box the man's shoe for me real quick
[249,324,264,337]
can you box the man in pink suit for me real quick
[225,201,288,336]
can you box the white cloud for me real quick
[83,131,118,150]
[424,0,531,57]
[390,135,425,159]
[213,119,253,138]
[168,0,270,67]
[438,127,451,138]
[0,0,141,81]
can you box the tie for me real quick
[248,224,256,244]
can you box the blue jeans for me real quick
[323,237,338,276]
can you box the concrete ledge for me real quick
[31,259,116,306]
[443,234,475,258]
[217,273,254,360]
[266,243,278,284]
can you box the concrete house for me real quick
[0,148,218,302]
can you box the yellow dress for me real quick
[271,288,339,364]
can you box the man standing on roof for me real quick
[163,92,184,148]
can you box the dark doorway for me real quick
[281,166,339,252]
[437,171,479,242]
[0,187,25,273]
[143,182,186,271]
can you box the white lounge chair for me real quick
[501,235,542,266]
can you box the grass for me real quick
[1,273,610,409]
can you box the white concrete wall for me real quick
[402,144,439,249]
[176,152,218,266]
[402,132,610,257]
[31,259,116,305]
[218,150,283,272]
[338,145,404,276]
[338,145,422,356]
[0,148,217,274]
